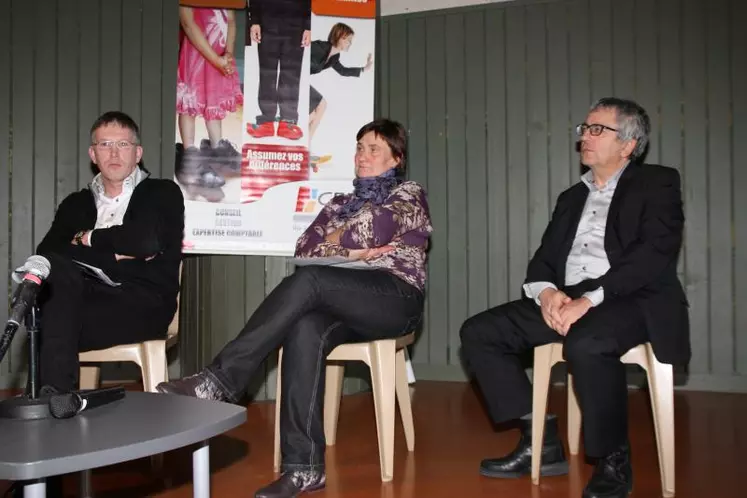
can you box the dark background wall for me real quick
[376,0,747,391]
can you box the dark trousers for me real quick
[256,30,304,125]
[206,265,423,471]
[38,253,168,392]
[460,297,648,458]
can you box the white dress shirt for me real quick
[89,167,148,243]
[523,163,629,307]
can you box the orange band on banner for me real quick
[179,0,246,9]
[312,0,376,19]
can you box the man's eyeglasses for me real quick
[575,123,618,137]
[92,140,138,151]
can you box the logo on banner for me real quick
[292,186,347,231]
[295,186,320,213]
[295,186,347,214]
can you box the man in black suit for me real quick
[34,111,184,394]
[460,98,689,498]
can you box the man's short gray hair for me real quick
[590,97,650,161]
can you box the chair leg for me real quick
[79,366,101,390]
[403,347,416,384]
[567,373,582,455]
[646,367,665,492]
[323,362,345,446]
[142,341,168,474]
[79,469,93,498]
[647,352,675,498]
[151,453,165,477]
[395,349,415,451]
[142,341,167,393]
[369,340,397,482]
[531,344,555,485]
[273,349,283,473]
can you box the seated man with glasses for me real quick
[34,110,184,394]
[459,98,689,498]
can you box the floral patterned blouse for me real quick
[294,181,433,291]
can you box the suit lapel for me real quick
[605,162,640,238]
[85,189,98,226]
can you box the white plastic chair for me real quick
[78,262,182,391]
[273,333,416,482]
[530,342,675,497]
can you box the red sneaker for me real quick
[276,121,303,140]
[246,122,275,138]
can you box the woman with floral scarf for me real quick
[158,119,432,498]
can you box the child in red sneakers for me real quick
[246,0,311,141]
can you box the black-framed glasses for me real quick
[575,123,618,137]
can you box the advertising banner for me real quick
[175,0,376,256]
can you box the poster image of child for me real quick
[175,6,244,203]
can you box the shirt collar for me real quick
[581,161,629,192]
[90,166,148,202]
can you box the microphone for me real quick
[7,255,51,327]
[48,386,126,419]
[0,255,51,363]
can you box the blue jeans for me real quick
[206,265,423,471]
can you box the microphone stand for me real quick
[0,305,55,420]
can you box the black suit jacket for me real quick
[36,176,185,327]
[525,162,690,365]
[309,41,363,77]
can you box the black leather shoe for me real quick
[480,416,568,478]
[583,443,633,498]
[156,370,230,402]
[255,471,326,498]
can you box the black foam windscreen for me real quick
[48,386,126,419]
[48,392,83,419]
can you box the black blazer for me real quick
[525,162,690,365]
[36,176,185,328]
[309,41,363,77]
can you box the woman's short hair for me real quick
[327,23,355,46]
[356,119,408,173]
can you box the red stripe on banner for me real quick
[179,1,246,8]
[295,186,312,212]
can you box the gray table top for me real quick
[0,391,247,480]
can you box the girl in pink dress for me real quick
[176,7,243,189]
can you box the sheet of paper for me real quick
[73,260,121,287]
[291,257,376,270]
